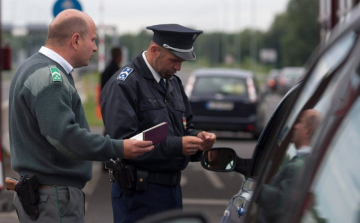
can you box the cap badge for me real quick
[192,34,197,40]
[117,67,133,81]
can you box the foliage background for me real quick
[3,0,319,72]
[2,0,319,126]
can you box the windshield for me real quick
[192,76,248,97]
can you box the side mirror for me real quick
[201,147,252,176]
[201,148,236,172]
[136,210,209,223]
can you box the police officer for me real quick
[101,24,217,223]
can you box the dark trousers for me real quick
[111,181,182,223]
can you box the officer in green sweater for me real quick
[8,9,153,223]
[256,109,321,223]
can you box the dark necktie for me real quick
[159,78,166,92]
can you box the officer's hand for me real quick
[197,131,217,151]
[123,139,154,159]
[182,136,203,156]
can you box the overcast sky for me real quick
[2,0,289,35]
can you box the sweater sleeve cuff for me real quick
[109,137,124,159]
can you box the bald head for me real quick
[44,9,98,68]
[292,109,322,148]
[302,109,321,132]
[46,9,93,47]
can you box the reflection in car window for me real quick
[277,32,357,144]
[192,76,248,96]
[248,31,358,223]
[255,109,322,223]
[300,98,360,223]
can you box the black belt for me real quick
[147,172,181,186]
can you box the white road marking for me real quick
[191,164,225,189]
[180,174,187,186]
[203,170,225,189]
[2,100,8,109]
[183,198,229,206]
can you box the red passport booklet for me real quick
[130,122,168,144]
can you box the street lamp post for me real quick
[0,0,4,191]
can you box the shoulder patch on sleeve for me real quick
[117,67,133,81]
[50,67,62,82]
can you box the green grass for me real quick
[82,95,104,126]
[81,72,104,126]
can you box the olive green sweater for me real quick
[9,53,124,189]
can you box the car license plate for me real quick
[206,101,234,111]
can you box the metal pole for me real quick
[251,0,257,75]
[237,0,241,65]
[0,0,5,191]
[98,2,106,73]
[331,0,338,29]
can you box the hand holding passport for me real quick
[130,122,168,144]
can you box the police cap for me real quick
[146,24,203,61]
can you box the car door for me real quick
[219,82,301,223]
[274,29,360,223]
[296,91,360,223]
[242,21,358,223]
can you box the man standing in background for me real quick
[101,47,122,91]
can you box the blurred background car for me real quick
[266,69,280,92]
[277,67,305,95]
[185,68,265,139]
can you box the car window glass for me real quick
[278,31,357,144]
[248,31,357,223]
[253,108,323,223]
[253,32,356,178]
[300,97,360,223]
[192,76,248,96]
[251,84,299,178]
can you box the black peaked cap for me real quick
[146,24,203,61]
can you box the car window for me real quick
[245,31,358,223]
[251,84,299,178]
[283,68,304,79]
[300,97,360,223]
[253,38,360,222]
[192,76,248,96]
[252,31,357,178]
[277,31,357,145]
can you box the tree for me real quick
[263,12,289,68]
[281,0,318,67]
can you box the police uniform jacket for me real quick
[101,52,201,173]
